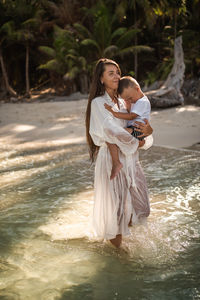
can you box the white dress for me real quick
[89,92,153,240]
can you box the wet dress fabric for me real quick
[89,92,153,240]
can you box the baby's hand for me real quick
[104,103,113,112]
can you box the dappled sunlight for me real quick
[176,105,200,112]
[48,123,70,131]
[4,231,104,299]
[151,111,159,115]
[56,116,78,122]
[0,144,199,299]
[39,189,94,240]
[12,124,36,132]
[0,143,90,210]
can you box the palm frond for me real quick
[38,59,61,73]
[94,15,111,48]
[39,46,56,57]
[118,45,153,56]
[22,18,38,29]
[104,45,119,57]
[116,29,140,48]
[111,27,127,41]
[81,38,100,52]
[0,21,15,37]
[73,23,91,39]
[64,66,79,80]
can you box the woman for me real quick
[86,58,153,248]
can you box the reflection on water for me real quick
[0,144,199,299]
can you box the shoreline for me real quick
[0,100,200,152]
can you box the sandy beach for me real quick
[0,99,200,152]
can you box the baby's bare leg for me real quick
[106,142,123,180]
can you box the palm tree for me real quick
[39,1,153,94]
[75,1,153,69]
[0,0,45,97]
[39,25,88,93]
[0,1,17,96]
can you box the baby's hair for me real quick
[118,76,139,95]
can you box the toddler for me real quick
[105,76,151,180]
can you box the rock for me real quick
[10,97,18,103]
[181,79,200,106]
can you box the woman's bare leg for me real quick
[110,234,122,248]
[106,142,123,180]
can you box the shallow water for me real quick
[0,144,200,300]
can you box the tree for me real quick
[39,25,88,93]
[146,36,185,108]
[75,1,153,70]
[112,0,158,78]
[0,1,17,96]
[0,0,45,97]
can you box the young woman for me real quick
[86,58,153,247]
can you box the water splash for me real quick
[0,145,199,299]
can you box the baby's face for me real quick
[120,86,139,103]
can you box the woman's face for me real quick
[101,64,120,91]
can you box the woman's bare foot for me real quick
[110,162,123,180]
[110,234,122,248]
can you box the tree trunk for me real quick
[133,0,138,78]
[79,73,88,94]
[0,46,17,97]
[146,36,185,108]
[25,43,30,97]
[174,8,177,39]
[134,32,138,79]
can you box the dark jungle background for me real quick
[0,0,199,98]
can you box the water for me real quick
[0,144,200,300]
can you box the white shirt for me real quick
[127,95,151,127]
[89,92,153,152]
[89,92,139,155]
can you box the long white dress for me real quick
[89,92,153,240]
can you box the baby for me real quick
[104,76,151,180]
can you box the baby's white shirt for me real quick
[127,95,151,126]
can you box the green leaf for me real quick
[104,45,119,57]
[38,59,61,73]
[119,45,153,56]
[111,27,127,41]
[73,23,91,39]
[64,66,79,80]
[39,46,56,58]
[22,18,38,29]
[81,38,100,52]
[0,21,15,37]
[116,29,140,48]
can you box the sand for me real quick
[0,99,200,152]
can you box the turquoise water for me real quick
[0,144,199,300]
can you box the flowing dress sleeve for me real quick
[90,97,139,155]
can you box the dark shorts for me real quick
[127,125,144,141]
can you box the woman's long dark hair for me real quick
[85,58,121,162]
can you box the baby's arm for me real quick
[104,103,138,120]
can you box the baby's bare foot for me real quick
[110,162,123,180]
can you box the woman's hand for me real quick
[135,119,153,138]
[138,140,145,148]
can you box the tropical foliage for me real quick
[0,0,199,97]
